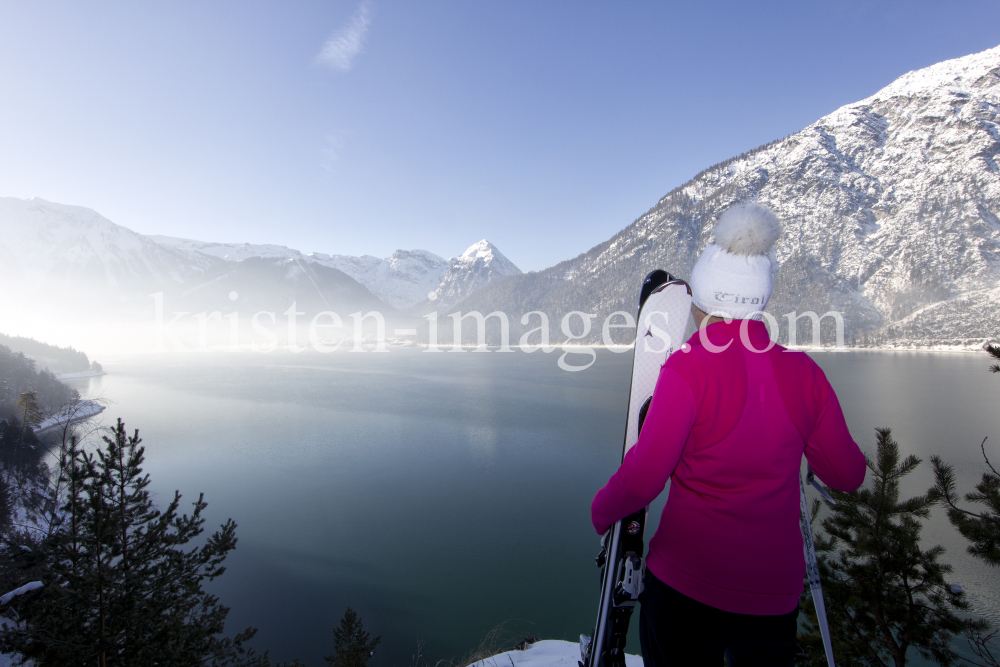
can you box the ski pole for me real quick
[800,470,835,667]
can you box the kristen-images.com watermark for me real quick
[150,293,846,372]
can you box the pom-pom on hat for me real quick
[690,202,782,320]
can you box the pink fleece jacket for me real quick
[591,320,865,616]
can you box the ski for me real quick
[580,269,692,667]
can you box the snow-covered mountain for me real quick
[312,249,450,310]
[0,197,223,301]
[0,198,521,321]
[0,201,388,318]
[149,235,520,311]
[453,44,1000,347]
[427,240,522,310]
[7,45,996,346]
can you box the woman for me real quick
[591,202,865,666]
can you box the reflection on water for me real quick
[64,349,1000,665]
[466,424,500,462]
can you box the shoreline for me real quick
[55,370,107,379]
[92,341,993,356]
[35,400,105,435]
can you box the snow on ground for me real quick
[467,641,642,667]
[35,399,104,435]
[0,618,29,667]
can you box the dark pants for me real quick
[638,570,798,667]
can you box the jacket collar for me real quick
[687,319,772,348]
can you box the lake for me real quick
[64,348,1000,666]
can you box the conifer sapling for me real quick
[325,608,381,667]
[798,428,970,667]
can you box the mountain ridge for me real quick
[0,196,522,323]
[3,45,998,349]
[150,233,521,311]
[445,44,1000,347]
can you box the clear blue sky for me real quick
[1,1,998,271]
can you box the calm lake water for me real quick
[65,349,1000,666]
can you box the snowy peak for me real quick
[455,239,521,275]
[0,200,396,317]
[430,239,522,309]
[313,249,450,310]
[147,233,521,311]
[313,241,521,312]
[0,195,523,316]
[457,240,520,272]
[866,45,1000,100]
[148,236,449,310]
[460,239,496,260]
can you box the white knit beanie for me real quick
[689,202,782,320]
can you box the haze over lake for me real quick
[64,349,1000,666]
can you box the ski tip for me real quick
[639,270,691,306]
[640,270,672,306]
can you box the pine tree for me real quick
[0,419,269,666]
[1,408,49,519]
[931,447,1000,666]
[324,608,381,667]
[925,344,1000,666]
[15,391,42,429]
[800,428,970,666]
[931,439,1000,567]
[15,391,43,449]
[986,343,1000,374]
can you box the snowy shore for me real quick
[55,369,107,379]
[468,641,641,667]
[35,399,105,435]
